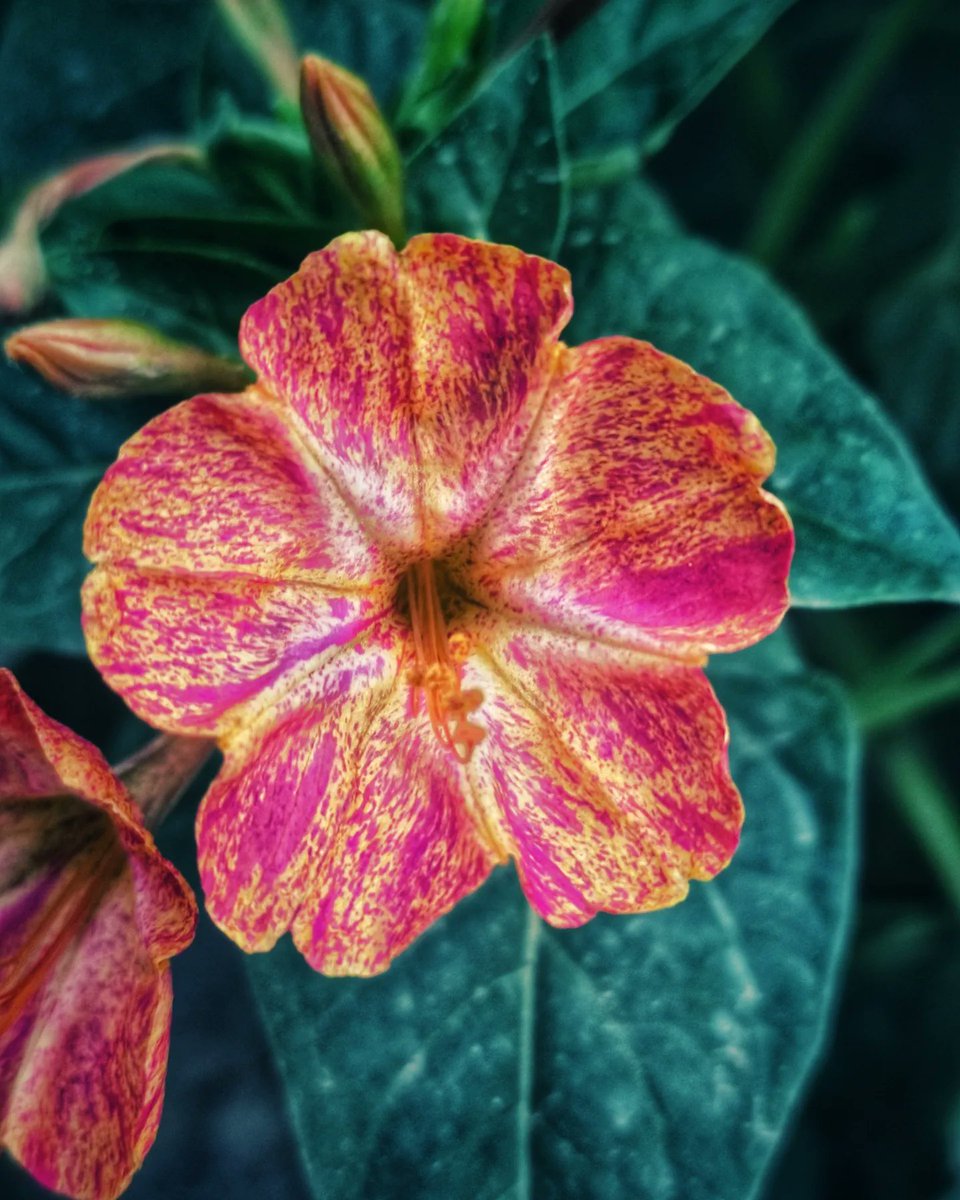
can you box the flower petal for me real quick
[239,232,571,555]
[469,338,793,656]
[239,231,420,551]
[82,566,389,737]
[402,234,571,549]
[198,618,496,975]
[84,387,390,590]
[0,671,195,959]
[1,876,173,1200]
[461,617,742,925]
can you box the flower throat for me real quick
[404,560,484,763]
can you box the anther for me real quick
[405,560,484,762]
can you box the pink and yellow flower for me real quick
[0,671,197,1200]
[82,232,793,977]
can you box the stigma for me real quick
[404,560,485,763]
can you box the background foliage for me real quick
[1,1,958,1197]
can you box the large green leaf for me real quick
[406,37,568,259]
[0,0,212,199]
[249,630,856,1200]
[560,180,960,606]
[556,0,795,160]
[0,344,163,652]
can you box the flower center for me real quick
[0,815,125,1038]
[404,559,484,763]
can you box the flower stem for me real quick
[746,0,931,267]
[854,667,960,733]
[880,737,960,917]
[116,734,215,828]
[862,612,960,684]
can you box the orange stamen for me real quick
[0,831,125,1037]
[405,560,484,763]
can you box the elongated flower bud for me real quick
[0,144,200,315]
[300,54,406,245]
[217,0,300,105]
[5,318,251,399]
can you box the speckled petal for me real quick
[239,231,420,551]
[469,338,793,656]
[198,618,495,975]
[1,876,174,1200]
[83,567,390,737]
[85,386,391,590]
[460,617,743,926]
[292,674,498,976]
[239,232,571,555]
[402,234,571,550]
[0,670,196,958]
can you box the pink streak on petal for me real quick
[196,618,406,954]
[239,231,421,552]
[83,567,389,736]
[1,877,174,1200]
[470,336,793,656]
[402,234,571,550]
[297,676,497,976]
[461,616,742,926]
[84,386,391,591]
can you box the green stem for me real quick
[746,0,930,266]
[880,737,960,916]
[855,666,960,732]
[568,146,642,190]
[864,612,960,684]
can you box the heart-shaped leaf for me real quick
[406,37,568,260]
[557,0,795,159]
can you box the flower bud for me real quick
[0,144,201,315]
[300,54,406,245]
[5,318,251,399]
[217,0,300,106]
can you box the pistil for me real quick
[405,560,484,763]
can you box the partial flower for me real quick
[5,318,251,400]
[83,232,793,977]
[0,670,203,1200]
[0,144,200,315]
[300,55,405,244]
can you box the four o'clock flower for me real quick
[82,231,794,978]
[0,670,204,1200]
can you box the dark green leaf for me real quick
[557,0,795,160]
[41,160,337,355]
[0,347,163,653]
[867,237,960,515]
[289,0,428,109]
[486,0,549,57]
[250,631,856,1200]
[396,0,491,142]
[561,180,960,606]
[406,37,568,259]
[0,0,212,200]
